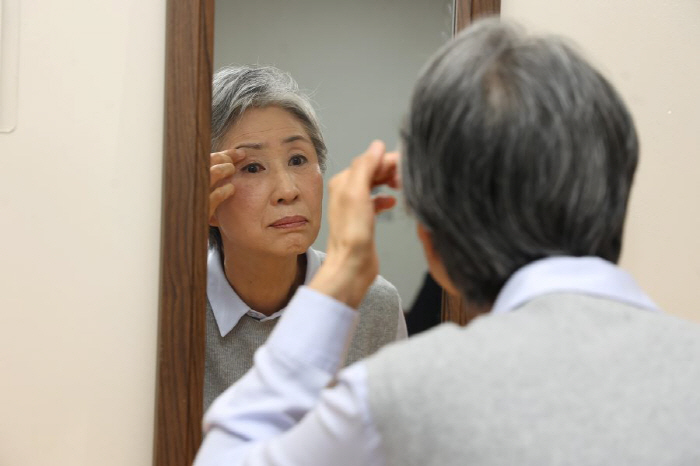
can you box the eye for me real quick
[289,155,307,166]
[242,163,264,174]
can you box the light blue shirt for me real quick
[206,246,406,339]
[206,247,324,335]
[195,256,658,466]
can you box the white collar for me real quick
[491,256,659,314]
[207,248,324,337]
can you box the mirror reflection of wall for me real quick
[214,0,453,306]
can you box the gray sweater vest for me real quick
[366,293,700,466]
[204,274,402,411]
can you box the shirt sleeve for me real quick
[194,286,386,466]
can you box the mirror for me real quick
[213,0,453,310]
[154,1,498,465]
[204,0,453,410]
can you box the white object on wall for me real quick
[0,0,19,133]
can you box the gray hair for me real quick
[211,64,327,169]
[401,19,639,305]
[210,65,327,255]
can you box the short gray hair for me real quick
[211,64,327,170]
[210,65,327,255]
[401,19,639,305]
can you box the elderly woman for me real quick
[205,65,406,409]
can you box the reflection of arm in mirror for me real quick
[203,65,406,411]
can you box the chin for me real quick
[266,235,314,258]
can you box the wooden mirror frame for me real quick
[153,1,499,465]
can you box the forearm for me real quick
[197,287,358,463]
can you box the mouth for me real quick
[269,215,308,229]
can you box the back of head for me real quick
[401,19,639,305]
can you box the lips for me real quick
[269,215,308,229]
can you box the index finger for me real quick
[371,151,401,190]
[228,148,246,164]
[347,140,386,189]
[211,148,246,166]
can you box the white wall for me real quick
[0,1,165,464]
[214,0,454,307]
[502,0,700,322]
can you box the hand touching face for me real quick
[210,106,323,259]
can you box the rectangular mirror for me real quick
[214,0,452,322]
[154,1,499,465]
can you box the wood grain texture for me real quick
[442,0,500,327]
[153,0,214,465]
[454,0,502,32]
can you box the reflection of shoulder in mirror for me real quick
[347,266,406,366]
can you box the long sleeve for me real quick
[194,286,386,466]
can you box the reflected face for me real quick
[213,106,323,258]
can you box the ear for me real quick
[209,214,220,228]
[416,223,461,297]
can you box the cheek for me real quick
[302,172,324,215]
[217,182,265,229]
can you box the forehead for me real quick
[223,106,310,146]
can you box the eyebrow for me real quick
[282,135,311,145]
[234,135,311,150]
[234,142,264,150]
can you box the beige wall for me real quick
[0,1,697,464]
[502,0,700,322]
[0,0,165,464]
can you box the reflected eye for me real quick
[289,155,307,166]
[242,163,264,174]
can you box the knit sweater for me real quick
[204,273,404,411]
[366,293,700,466]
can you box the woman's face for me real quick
[212,106,323,259]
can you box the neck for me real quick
[222,247,307,316]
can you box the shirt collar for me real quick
[207,247,324,337]
[491,256,659,315]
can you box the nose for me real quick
[272,170,301,205]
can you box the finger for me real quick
[327,164,352,195]
[228,148,246,164]
[373,194,397,214]
[210,151,232,167]
[210,163,235,187]
[209,183,235,219]
[210,148,246,167]
[347,140,386,189]
[371,151,401,190]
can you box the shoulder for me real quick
[312,248,401,309]
[368,321,462,363]
[369,294,700,375]
[364,274,401,307]
[364,322,463,393]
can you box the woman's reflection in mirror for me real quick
[205,65,407,410]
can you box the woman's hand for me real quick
[209,149,246,223]
[310,141,401,308]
